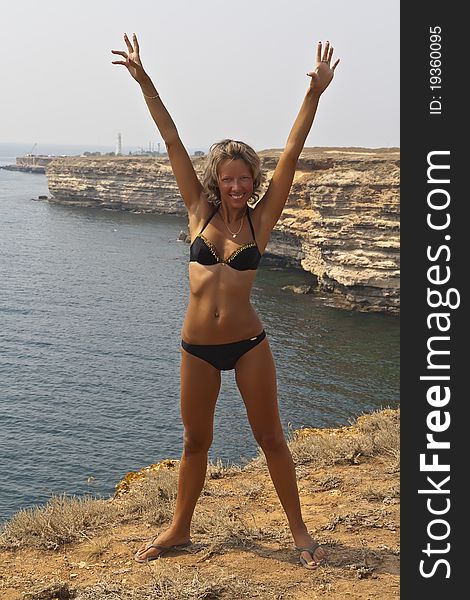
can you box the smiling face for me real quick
[217,159,254,208]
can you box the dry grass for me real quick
[21,566,285,600]
[71,564,282,599]
[361,484,400,503]
[192,503,288,559]
[282,408,400,469]
[22,582,76,600]
[239,483,263,499]
[0,494,119,551]
[115,468,178,526]
[206,458,242,480]
[0,469,178,551]
[1,409,399,558]
[310,475,343,492]
[142,565,263,600]
[322,508,398,533]
[355,408,400,460]
[80,534,114,561]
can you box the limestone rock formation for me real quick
[47,156,186,213]
[46,148,400,314]
[260,148,400,314]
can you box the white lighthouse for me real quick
[115,132,122,156]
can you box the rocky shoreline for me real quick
[1,155,58,174]
[43,147,400,314]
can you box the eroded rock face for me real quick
[47,156,185,213]
[261,148,400,315]
[46,148,400,314]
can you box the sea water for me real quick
[0,154,399,523]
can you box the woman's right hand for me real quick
[111,33,148,84]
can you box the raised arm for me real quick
[112,33,203,211]
[257,41,340,232]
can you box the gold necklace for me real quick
[221,210,246,238]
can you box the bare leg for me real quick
[136,348,221,561]
[235,338,326,567]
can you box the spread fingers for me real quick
[123,33,133,53]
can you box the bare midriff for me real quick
[181,262,264,344]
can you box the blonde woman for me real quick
[112,33,339,569]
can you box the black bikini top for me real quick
[189,205,262,271]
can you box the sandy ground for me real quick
[0,442,399,599]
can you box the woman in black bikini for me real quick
[112,33,339,569]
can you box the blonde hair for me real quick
[202,139,263,206]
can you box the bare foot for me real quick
[135,528,191,562]
[293,530,326,568]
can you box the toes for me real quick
[315,546,326,559]
[135,547,159,561]
[300,545,326,567]
[136,543,158,560]
[137,535,159,555]
[137,544,151,556]
[301,551,318,566]
[312,547,326,564]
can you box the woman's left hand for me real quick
[307,41,340,95]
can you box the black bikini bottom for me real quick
[181,330,266,371]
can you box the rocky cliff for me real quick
[47,156,183,213]
[46,148,400,314]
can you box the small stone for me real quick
[281,284,313,294]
